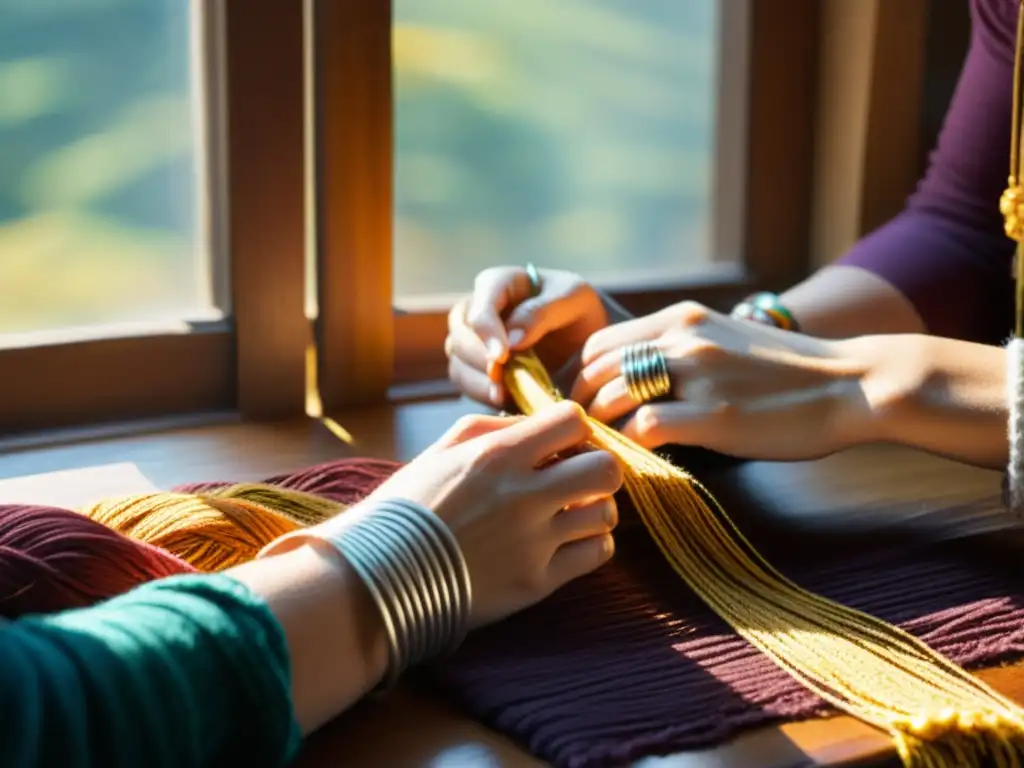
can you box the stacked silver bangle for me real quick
[309,499,472,689]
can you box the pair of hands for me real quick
[445,266,878,461]
[379,266,888,637]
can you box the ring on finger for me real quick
[620,341,672,404]
[525,263,542,297]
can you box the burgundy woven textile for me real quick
[186,458,1024,768]
[427,529,1024,767]
[174,457,396,503]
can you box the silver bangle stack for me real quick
[314,499,472,689]
[621,341,672,404]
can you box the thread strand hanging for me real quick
[504,350,1024,767]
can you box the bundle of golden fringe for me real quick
[503,351,1024,768]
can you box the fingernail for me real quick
[487,339,505,361]
[490,384,502,404]
[507,328,525,348]
[603,503,618,528]
[601,535,615,560]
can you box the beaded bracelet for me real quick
[258,498,472,690]
[729,291,800,332]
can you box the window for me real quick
[1,0,310,435]
[0,0,216,339]
[392,0,723,303]
[311,0,821,393]
[4,0,827,432]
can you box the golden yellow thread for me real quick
[505,351,1024,767]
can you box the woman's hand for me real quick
[570,302,875,461]
[445,266,609,408]
[236,401,621,734]
[366,401,623,628]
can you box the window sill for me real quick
[0,393,484,502]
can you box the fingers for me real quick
[449,351,504,408]
[579,312,669,368]
[447,300,489,371]
[532,449,623,509]
[434,413,523,450]
[573,313,667,417]
[572,343,673,425]
[620,402,728,449]
[447,300,504,406]
[503,283,584,352]
[494,400,594,462]
[569,347,622,408]
[552,496,618,543]
[585,377,636,425]
[579,302,710,368]
[465,268,533,363]
[547,534,615,587]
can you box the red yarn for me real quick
[263,457,398,503]
[173,458,399,504]
[0,504,195,618]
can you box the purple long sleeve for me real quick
[836,0,1017,344]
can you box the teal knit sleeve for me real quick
[0,574,301,768]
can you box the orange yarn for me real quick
[80,484,347,572]
[82,492,301,572]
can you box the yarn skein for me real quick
[80,484,349,571]
[81,493,301,572]
[0,474,390,618]
[0,504,195,618]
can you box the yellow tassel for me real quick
[505,350,1024,767]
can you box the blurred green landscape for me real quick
[393,0,718,300]
[0,0,204,335]
[0,0,717,334]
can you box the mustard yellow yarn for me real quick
[505,350,1024,768]
[80,484,344,572]
[200,483,345,527]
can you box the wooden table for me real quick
[2,396,1022,767]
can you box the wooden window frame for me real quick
[0,0,309,436]
[312,0,823,407]
[6,0,933,433]
[808,0,930,268]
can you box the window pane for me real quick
[0,0,214,336]
[393,0,720,302]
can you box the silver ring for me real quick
[525,263,542,297]
[621,341,672,403]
